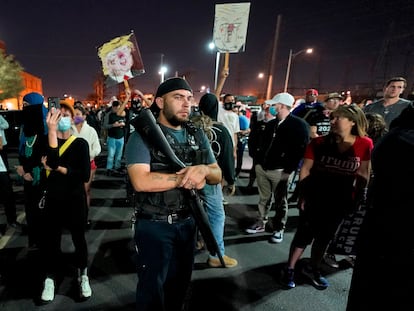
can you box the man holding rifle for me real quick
[125,77,222,311]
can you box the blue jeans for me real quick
[201,184,225,257]
[106,136,124,170]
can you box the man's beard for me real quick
[163,101,189,126]
[168,115,186,127]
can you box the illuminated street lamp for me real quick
[159,53,168,83]
[159,66,167,83]
[283,48,313,92]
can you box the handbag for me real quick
[327,208,367,256]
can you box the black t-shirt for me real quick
[305,107,331,136]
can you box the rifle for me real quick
[131,108,225,267]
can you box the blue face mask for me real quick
[269,106,278,116]
[58,116,72,131]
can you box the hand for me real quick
[46,107,61,132]
[41,156,52,171]
[23,172,33,182]
[15,165,25,177]
[176,165,209,190]
[353,187,368,211]
[221,68,229,78]
[223,184,236,196]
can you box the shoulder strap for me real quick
[59,135,76,156]
[46,135,77,177]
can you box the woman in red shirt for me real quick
[281,104,373,290]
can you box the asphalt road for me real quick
[0,148,353,311]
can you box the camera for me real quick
[48,97,61,110]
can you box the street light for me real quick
[258,72,266,99]
[283,48,313,92]
[159,53,168,83]
[159,66,167,83]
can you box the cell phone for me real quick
[48,97,61,110]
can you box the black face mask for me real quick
[224,102,235,110]
[131,99,142,112]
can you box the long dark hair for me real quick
[365,113,387,145]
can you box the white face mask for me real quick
[58,116,72,131]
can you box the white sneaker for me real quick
[268,230,284,243]
[41,277,55,303]
[79,275,92,299]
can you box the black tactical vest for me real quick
[135,122,209,215]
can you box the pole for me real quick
[214,51,220,91]
[283,49,293,92]
[266,14,282,100]
[160,54,164,83]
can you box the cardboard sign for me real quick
[98,32,145,88]
[328,209,367,256]
[213,3,251,53]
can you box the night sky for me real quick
[1,0,414,101]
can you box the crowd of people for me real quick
[0,75,413,310]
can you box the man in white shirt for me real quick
[217,94,240,155]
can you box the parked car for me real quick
[0,110,23,151]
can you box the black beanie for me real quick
[151,77,193,116]
[199,93,218,121]
[155,77,193,98]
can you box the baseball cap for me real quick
[306,89,319,96]
[265,92,295,107]
[325,92,343,101]
[60,101,75,116]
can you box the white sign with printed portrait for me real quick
[213,2,251,53]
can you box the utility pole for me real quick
[266,14,282,100]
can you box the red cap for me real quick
[306,89,318,96]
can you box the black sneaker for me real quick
[323,253,339,269]
[301,265,329,290]
[280,267,296,289]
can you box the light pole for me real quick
[258,72,265,100]
[283,48,313,92]
[159,54,167,83]
[208,42,220,91]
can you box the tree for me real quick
[0,53,24,101]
